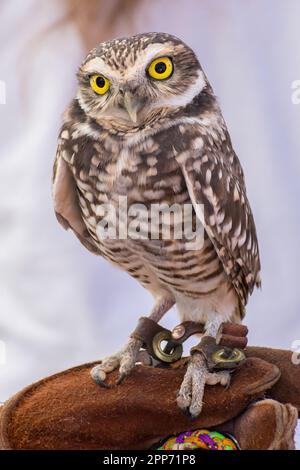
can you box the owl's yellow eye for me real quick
[147,57,173,80]
[90,74,110,94]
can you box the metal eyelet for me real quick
[152,330,183,363]
[212,348,246,366]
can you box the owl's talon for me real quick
[90,365,112,388]
[116,372,126,385]
[180,403,195,420]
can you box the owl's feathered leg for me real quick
[177,315,231,418]
[91,296,174,387]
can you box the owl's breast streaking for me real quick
[61,117,190,246]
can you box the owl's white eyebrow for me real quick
[140,43,172,62]
[82,57,115,77]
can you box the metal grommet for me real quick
[152,330,183,363]
[212,348,246,367]
[172,324,186,340]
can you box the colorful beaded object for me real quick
[157,429,239,450]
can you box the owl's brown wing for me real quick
[176,143,261,306]
[52,144,98,255]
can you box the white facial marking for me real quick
[82,57,117,79]
[155,71,206,110]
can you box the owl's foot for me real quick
[90,337,143,388]
[176,352,231,418]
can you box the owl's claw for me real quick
[90,338,143,387]
[90,365,112,388]
[176,352,231,418]
[116,372,126,385]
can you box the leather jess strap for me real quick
[131,317,248,367]
[218,323,248,349]
[131,317,170,359]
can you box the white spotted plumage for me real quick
[52,32,261,416]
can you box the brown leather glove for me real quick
[0,349,298,450]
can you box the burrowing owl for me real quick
[53,32,261,417]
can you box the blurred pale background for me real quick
[0,0,300,444]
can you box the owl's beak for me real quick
[123,91,140,123]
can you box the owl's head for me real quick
[77,32,210,129]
